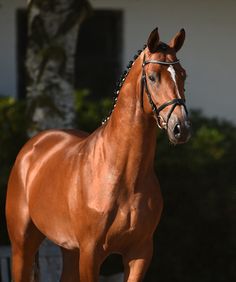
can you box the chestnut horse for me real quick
[6,28,191,282]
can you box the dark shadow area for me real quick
[75,9,123,99]
[100,254,123,276]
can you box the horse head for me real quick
[141,28,191,144]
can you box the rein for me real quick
[141,54,188,129]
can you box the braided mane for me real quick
[102,44,147,124]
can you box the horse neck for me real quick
[103,54,157,171]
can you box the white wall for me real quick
[91,0,236,123]
[0,0,25,97]
[1,0,236,123]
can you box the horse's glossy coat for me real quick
[6,28,191,282]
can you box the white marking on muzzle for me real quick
[167,65,181,98]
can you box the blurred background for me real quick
[0,0,235,281]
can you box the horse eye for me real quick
[148,75,155,82]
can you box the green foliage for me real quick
[0,96,28,244]
[0,97,28,186]
[74,89,112,132]
[156,109,236,170]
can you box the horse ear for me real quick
[147,27,160,53]
[169,28,186,52]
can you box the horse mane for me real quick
[102,44,147,124]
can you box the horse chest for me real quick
[104,198,158,250]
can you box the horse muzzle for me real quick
[167,117,191,144]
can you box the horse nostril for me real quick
[173,123,181,138]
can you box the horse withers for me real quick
[6,28,191,282]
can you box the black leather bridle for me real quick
[141,54,188,129]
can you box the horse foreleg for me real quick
[6,179,45,282]
[10,221,45,282]
[79,244,103,282]
[123,241,153,282]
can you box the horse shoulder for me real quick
[10,130,88,194]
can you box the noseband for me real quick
[141,55,188,129]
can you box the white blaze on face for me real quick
[167,65,181,98]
